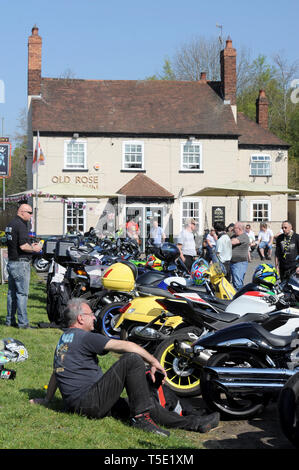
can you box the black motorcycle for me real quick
[174,321,299,419]
[278,370,299,448]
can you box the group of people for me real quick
[5,203,219,438]
[4,203,299,440]
[177,218,299,291]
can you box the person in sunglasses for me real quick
[4,203,41,328]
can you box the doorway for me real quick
[125,205,164,251]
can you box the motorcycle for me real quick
[98,259,235,341]
[150,284,299,396]
[95,246,190,340]
[278,371,299,448]
[189,321,299,419]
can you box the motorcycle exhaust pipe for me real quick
[204,366,297,394]
[174,340,211,366]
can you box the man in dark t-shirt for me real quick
[30,298,170,437]
[5,204,41,328]
[275,220,299,280]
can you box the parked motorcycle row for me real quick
[42,233,299,448]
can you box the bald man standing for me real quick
[5,203,41,328]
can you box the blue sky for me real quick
[0,0,298,148]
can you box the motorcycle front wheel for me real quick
[154,327,203,397]
[278,371,299,448]
[94,302,124,339]
[201,351,270,419]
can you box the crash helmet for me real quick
[252,263,279,287]
[191,258,209,285]
[157,243,180,262]
[0,338,28,364]
[145,254,163,269]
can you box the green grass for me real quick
[0,270,207,450]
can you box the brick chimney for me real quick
[28,25,42,96]
[220,37,237,105]
[256,89,268,129]
[199,72,207,83]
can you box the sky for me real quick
[0,0,298,149]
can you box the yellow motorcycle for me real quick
[96,258,235,351]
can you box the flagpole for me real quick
[34,131,39,235]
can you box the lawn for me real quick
[0,269,208,451]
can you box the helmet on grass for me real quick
[0,338,28,364]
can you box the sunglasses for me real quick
[23,211,33,214]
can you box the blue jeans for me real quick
[6,261,31,327]
[230,261,248,290]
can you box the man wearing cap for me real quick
[177,218,197,271]
[4,203,41,328]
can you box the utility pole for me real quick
[1,117,5,211]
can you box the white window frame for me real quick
[180,140,202,171]
[122,140,144,170]
[180,197,202,233]
[65,198,86,233]
[250,200,271,222]
[64,139,87,170]
[250,154,271,176]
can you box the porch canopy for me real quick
[187,181,297,198]
[8,183,119,199]
[8,183,120,235]
[187,181,298,223]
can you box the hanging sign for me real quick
[0,140,11,177]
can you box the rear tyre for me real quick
[201,351,270,419]
[278,371,299,448]
[154,327,202,397]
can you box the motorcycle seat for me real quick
[254,322,295,348]
[210,311,269,330]
[193,306,240,323]
[136,285,177,299]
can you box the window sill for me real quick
[249,174,272,177]
[179,170,204,173]
[63,169,89,172]
[121,169,146,173]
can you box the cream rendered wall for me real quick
[237,148,288,235]
[32,135,288,237]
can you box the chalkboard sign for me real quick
[212,206,225,227]
[0,142,11,177]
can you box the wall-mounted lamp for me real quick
[188,136,195,142]
[73,132,79,139]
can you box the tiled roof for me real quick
[237,112,289,147]
[117,174,174,198]
[31,77,288,148]
[32,78,239,136]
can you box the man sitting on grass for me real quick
[30,298,170,437]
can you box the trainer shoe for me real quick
[130,412,170,437]
[196,411,220,433]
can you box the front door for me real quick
[125,205,164,251]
